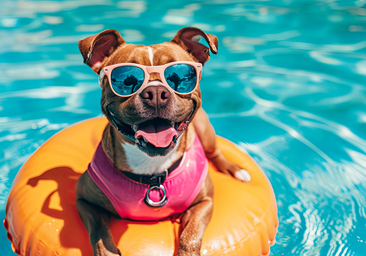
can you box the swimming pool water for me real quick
[1,0,366,255]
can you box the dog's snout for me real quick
[140,86,171,108]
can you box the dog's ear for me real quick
[78,29,125,73]
[171,27,218,65]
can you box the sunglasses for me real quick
[99,61,203,97]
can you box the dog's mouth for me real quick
[106,107,195,156]
[135,119,178,148]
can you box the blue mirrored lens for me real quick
[164,64,197,93]
[110,66,144,96]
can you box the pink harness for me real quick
[87,135,208,221]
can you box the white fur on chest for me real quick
[122,137,181,175]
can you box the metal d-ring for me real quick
[145,184,167,208]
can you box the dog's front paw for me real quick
[93,239,121,256]
[177,239,202,256]
[210,153,251,183]
[233,169,251,182]
[177,248,200,256]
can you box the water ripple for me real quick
[1,0,366,255]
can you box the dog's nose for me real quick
[140,85,171,108]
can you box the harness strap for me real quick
[121,155,183,186]
[122,169,169,186]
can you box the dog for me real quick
[75,27,251,256]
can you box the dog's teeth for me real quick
[132,125,138,132]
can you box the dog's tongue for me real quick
[135,122,178,148]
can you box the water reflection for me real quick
[1,0,366,255]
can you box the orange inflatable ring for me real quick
[4,118,278,256]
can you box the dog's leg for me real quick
[193,108,251,182]
[177,175,214,256]
[76,172,121,256]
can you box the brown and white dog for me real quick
[75,27,251,256]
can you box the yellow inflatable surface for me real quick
[4,118,278,256]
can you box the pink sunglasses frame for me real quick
[99,61,203,97]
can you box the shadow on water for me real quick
[0,210,12,253]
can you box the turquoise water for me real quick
[1,0,366,255]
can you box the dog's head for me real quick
[78,27,218,157]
